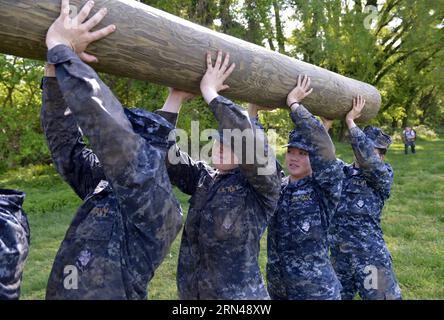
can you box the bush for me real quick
[413,125,439,140]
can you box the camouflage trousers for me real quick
[0,190,30,300]
[267,252,342,300]
[330,245,402,300]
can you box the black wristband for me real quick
[289,101,300,109]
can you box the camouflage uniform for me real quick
[329,126,402,300]
[0,189,30,300]
[41,45,182,300]
[266,104,344,300]
[249,117,285,179]
[159,95,281,300]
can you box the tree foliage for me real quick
[0,0,443,171]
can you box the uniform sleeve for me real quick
[349,127,394,200]
[209,96,281,212]
[47,46,182,283]
[290,105,344,215]
[47,44,145,183]
[41,76,105,200]
[250,116,285,180]
[155,110,212,196]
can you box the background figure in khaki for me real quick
[402,127,417,155]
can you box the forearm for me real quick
[161,94,184,114]
[346,118,357,130]
[349,126,382,169]
[322,119,333,132]
[209,95,258,170]
[349,126,393,197]
[249,112,284,180]
[201,86,219,105]
[48,44,142,179]
[157,89,194,126]
[165,149,208,195]
[155,108,203,195]
[41,77,81,160]
[290,104,336,164]
[41,77,103,199]
[210,96,279,202]
[247,104,259,118]
[247,105,265,131]
[155,110,179,127]
[209,95,252,132]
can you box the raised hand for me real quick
[287,75,313,108]
[346,95,366,128]
[46,0,116,63]
[200,50,236,104]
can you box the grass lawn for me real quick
[1,136,443,300]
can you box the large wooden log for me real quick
[0,0,381,121]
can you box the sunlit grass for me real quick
[1,135,443,299]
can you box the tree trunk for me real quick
[219,0,233,34]
[189,0,214,27]
[273,1,286,54]
[244,0,263,45]
[0,0,381,121]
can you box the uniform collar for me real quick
[123,107,175,148]
[283,175,312,189]
[214,167,242,181]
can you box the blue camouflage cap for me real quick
[283,129,313,153]
[363,125,392,150]
[124,108,175,149]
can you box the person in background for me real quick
[0,189,30,300]
[402,126,417,155]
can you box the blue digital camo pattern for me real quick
[362,125,392,150]
[160,96,281,300]
[266,105,343,300]
[41,45,182,300]
[284,128,315,153]
[0,189,30,300]
[250,116,285,179]
[329,126,402,300]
